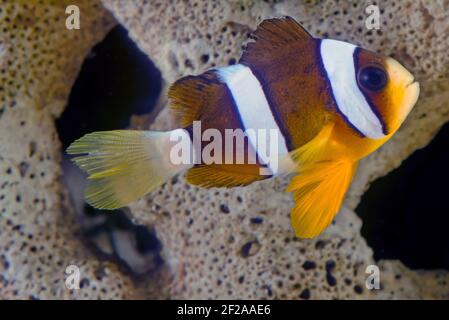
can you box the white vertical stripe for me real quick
[320,39,385,139]
[217,64,296,175]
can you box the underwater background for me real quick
[0,0,448,299]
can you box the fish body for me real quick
[68,17,420,238]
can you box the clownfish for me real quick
[67,17,420,238]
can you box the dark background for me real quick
[56,25,161,149]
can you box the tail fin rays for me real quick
[67,130,188,209]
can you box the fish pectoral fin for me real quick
[287,160,358,238]
[186,164,267,188]
[289,123,334,166]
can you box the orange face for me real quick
[354,49,420,136]
[319,40,421,160]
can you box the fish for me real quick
[67,17,420,238]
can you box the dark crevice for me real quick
[83,206,164,277]
[356,121,449,270]
[56,25,162,149]
[56,25,164,276]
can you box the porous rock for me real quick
[0,0,145,299]
[101,0,449,299]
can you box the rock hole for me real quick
[56,25,162,149]
[356,122,449,270]
[84,206,164,276]
[240,239,261,258]
[55,25,164,276]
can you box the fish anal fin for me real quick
[240,16,314,65]
[186,164,267,188]
[287,160,358,238]
[168,70,222,127]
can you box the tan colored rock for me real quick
[0,0,146,299]
[101,0,449,299]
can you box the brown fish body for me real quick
[67,17,420,238]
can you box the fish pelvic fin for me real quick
[287,160,358,238]
[67,130,191,209]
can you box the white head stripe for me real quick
[217,64,295,175]
[320,39,385,139]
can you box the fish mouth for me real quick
[406,77,418,88]
[399,78,420,124]
[406,79,420,97]
[406,78,420,103]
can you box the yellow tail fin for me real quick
[287,160,357,238]
[67,130,190,209]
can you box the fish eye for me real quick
[357,66,387,92]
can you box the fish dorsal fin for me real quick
[240,16,314,64]
[168,70,222,127]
